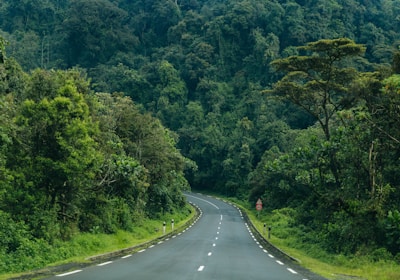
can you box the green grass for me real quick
[238,203,400,280]
[1,205,196,280]
[5,194,399,280]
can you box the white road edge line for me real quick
[121,254,132,259]
[287,268,298,274]
[276,260,284,265]
[186,194,220,209]
[97,261,113,266]
[56,270,82,277]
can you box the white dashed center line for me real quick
[198,265,205,271]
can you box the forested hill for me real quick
[1,0,400,271]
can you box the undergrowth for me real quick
[1,204,194,279]
[245,205,400,280]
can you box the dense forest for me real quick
[1,0,400,273]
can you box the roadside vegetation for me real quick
[235,198,400,280]
[1,205,194,279]
[1,0,400,277]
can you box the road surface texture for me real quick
[44,193,326,280]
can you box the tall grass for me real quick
[242,204,400,280]
[1,204,195,279]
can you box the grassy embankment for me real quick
[228,198,400,280]
[4,194,399,280]
[1,205,196,280]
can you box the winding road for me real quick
[46,193,326,280]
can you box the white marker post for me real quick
[163,221,166,234]
[171,219,174,231]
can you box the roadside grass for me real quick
[227,197,400,280]
[1,205,195,280]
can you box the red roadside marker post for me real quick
[256,198,262,218]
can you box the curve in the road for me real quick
[44,193,325,280]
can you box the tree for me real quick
[0,96,14,208]
[267,38,366,141]
[105,93,190,214]
[263,39,375,246]
[222,117,254,197]
[143,60,188,129]
[0,36,6,63]
[61,0,138,67]
[92,92,150,210]
[267,40,350,185]
[89,63,151,104]
[0,0,57,34]
[8,69,101,238]
[266,38,366,189]
[0,38,28,99]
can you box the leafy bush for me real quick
[369,248,393,262]
[0,211,30,254]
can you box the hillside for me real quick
[1,0,400,275]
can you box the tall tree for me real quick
[267,38,366,141]
[61,0,138,67]
[266,38,366,204]
[0,36,6,63]
[8,69,101,238]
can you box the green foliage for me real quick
[0,44,195,277]
[385,210,400,255]
[0,36,6,63]
[1,0,400,275]
[0,207,194,275]
[268,38,365,141]
[61,0,138,67]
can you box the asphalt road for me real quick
[46,193,324,280]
